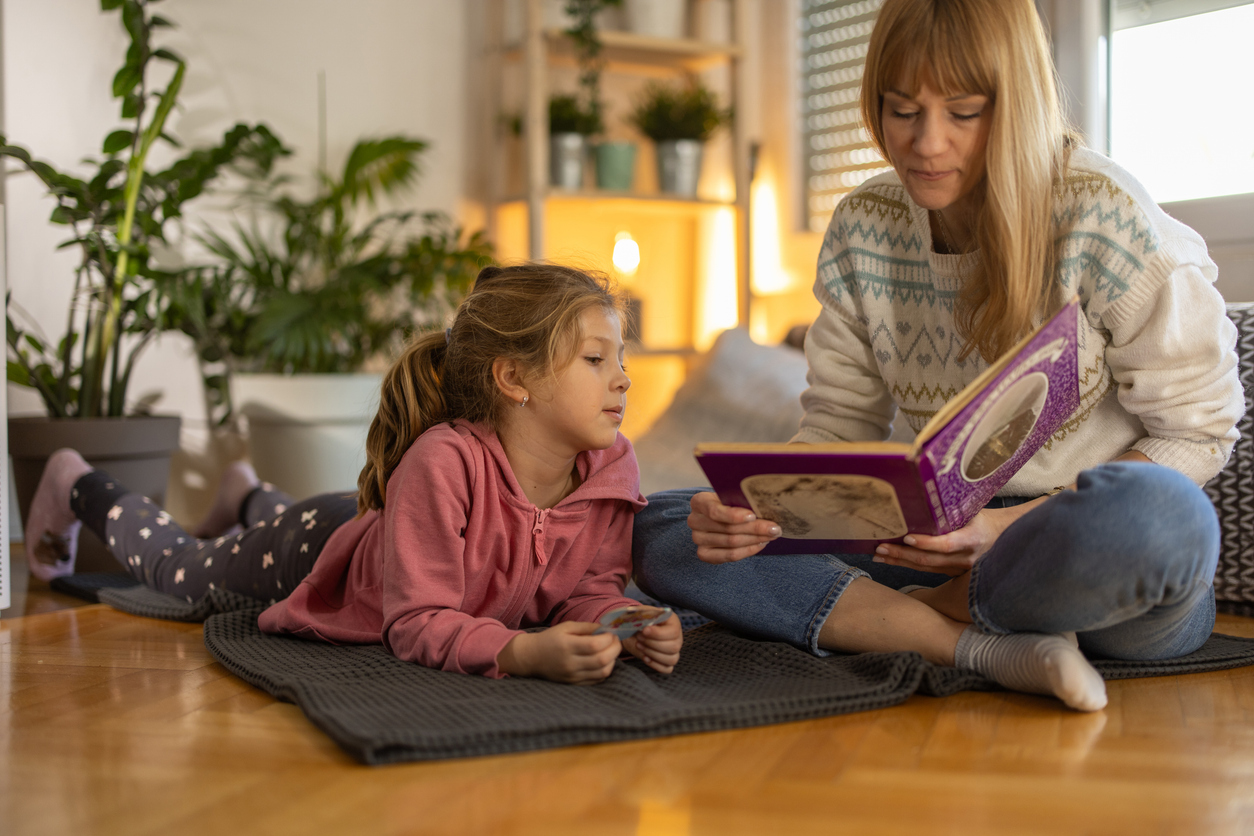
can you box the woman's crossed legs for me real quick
[634,462,1218,711]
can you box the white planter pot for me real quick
[625,0,687,39]
[232,373,382,500]
[656,138,704,196]
[550,132,588,189]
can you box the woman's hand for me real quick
[622,614,683,674]
[497,622,621,684]
[872,501,1041,575]
[688,491,782,564]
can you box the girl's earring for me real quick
[520,395,528,408]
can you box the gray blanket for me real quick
[54,574,1254,766]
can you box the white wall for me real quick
[4,0,478,524]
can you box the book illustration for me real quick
[961,372,1049,482]
[693,296,1081,553]
[740,474,907,540]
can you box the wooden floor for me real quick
[5,546,1254,836]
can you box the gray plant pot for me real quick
[656,139,704,197]
[9,414,182,574]
[550,133,588,190]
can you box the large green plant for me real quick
[3,0,286,419]
[163,136,493,425]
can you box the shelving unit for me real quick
[484,0,753,356]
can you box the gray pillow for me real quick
[634,328,809,495]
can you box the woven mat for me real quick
[202,608,1254,765]
[50,573,1254,765]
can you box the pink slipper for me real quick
[25,449,93,582]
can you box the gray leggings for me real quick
[71,469,359,604]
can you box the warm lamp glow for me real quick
[695,207,739,350]
[612,231,640,277]
[751,176,795,296]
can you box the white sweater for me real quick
[796,147,1242,492]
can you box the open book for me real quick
[693,296,1081,554]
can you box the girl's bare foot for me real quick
[25,448,94,581]
[191,461,261,538]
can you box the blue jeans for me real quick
[633,462,1218,661]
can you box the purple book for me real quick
[694,296,1081,555]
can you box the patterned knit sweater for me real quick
[796,147,1242,493]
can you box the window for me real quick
[1110,0,1254,202]
[799,0,892,233]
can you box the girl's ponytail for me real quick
[357,329,448,514]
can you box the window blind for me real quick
[800,0,891,233]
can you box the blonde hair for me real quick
[860,0,1075,362]
[356,263,622,514]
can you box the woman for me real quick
[633,0,1241,711]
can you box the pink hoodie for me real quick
[258,420,648,677]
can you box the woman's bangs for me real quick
[925,11,997,99]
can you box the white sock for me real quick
[955,626,1107,712]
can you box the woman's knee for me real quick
[1074,461,1218,576]
[632,488,703,595]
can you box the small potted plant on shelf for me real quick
[549,93,600,189]
[3,0,285,571]
[548,0,638,191]
[630,79,732,197]
[164,136,494,499]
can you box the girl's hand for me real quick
[622,614,683,674]
[497,622,621,684]
[688,491,782,564]
[872,502,1040,575]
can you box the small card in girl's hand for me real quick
[594,605,673,638]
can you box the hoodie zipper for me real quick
[532,507,550,566]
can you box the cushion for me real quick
[1206,303,1254,602]
[634,328,810,495]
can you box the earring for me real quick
[520,395,528,408]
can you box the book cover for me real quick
[694,296,1081,555]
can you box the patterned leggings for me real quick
[70,470,359,604]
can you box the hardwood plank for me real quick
[8,550,1254,836]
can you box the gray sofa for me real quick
[631,304,1254,605]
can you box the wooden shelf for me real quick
[497,190,737,208]
[504,29,742,72]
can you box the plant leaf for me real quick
[112,63,143,99]
[121,92,143,119]
[103,129,134,155]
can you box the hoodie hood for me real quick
[455,420,647,511]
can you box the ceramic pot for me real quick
[549,133,588,190]
[9,414,182,573]
[232,373,382,501]
[655,138,703,196]
[595,141,637,191]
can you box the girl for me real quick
[26,263,682,683]
[633,0,1240,711]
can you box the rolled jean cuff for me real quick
[805,564,870,656]
[965,558,1007,635]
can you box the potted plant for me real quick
[630,79,732,196]
[549,93,600,189]
[164,136,494,498]
[548,0,634,191]
[4,0,285,571]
